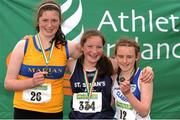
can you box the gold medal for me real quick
[83,68,98,99]
[36,34,55,76]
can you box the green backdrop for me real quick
[0,0,180,119]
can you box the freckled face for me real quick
[115,46,137,72]
[38,10,60,38]
[82,36,104,66]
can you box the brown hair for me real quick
[80,29,106,46]
[114,37,140,57]
[36,0,66,48]
[114,37,140,83]
[78,29,114,77]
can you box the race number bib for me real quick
[116,101,136,120]
[22,83,51,103]
[73,92,102,113]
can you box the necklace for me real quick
[83,68,98,99]
[36,34,55,66]
[117,68,135,85]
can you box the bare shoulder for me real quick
[13,39,26,46]
[13,40,26,55]
[7,40,26,78]
[10,40,26,63]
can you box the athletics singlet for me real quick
[13,35,69,113]
[112,68,151,120]
[69,60,114,119]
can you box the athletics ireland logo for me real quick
[61,0,84,42]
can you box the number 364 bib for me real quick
[73,92,102,113]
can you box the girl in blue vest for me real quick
[112,38,153,120]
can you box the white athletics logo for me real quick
[61,0,84,42]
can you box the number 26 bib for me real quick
[22,83,51,103]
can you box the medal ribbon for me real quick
[83,68,98,99]
[36,34,55,66]
[120,68,135,82]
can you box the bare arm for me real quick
[141,66,154,83]
[120,78,153,117]
[68,40,82,59]
[4,40,46,91]
[66,58,77,73]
